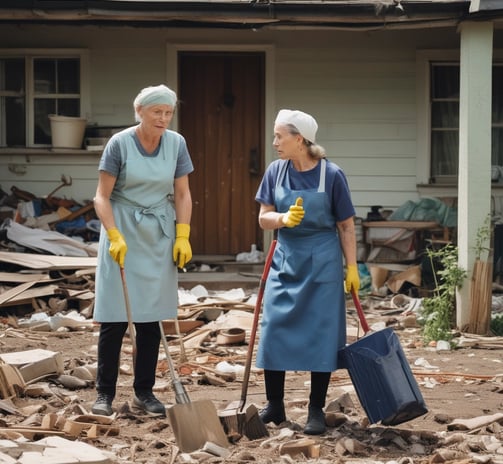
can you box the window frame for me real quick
[416,49,503,185]
[0,48,90,148]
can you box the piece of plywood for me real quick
[0,281,36,305]
[0,272,52,283]
[0,251,97,270]
[0,284,60,308]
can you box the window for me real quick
[429,61,503,182]
[0,49,89,148]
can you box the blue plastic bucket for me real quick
[339,327,427,426]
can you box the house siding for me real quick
[1,24,502,219]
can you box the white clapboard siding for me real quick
[0,154,100,203]
[276,46,418,215]
[0,26,472,219]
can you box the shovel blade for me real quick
[167,400,229,453]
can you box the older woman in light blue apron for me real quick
[255,109,359,434]
[92,85,194,417]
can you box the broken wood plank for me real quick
[0,251,97,270]
[161,319,204,334]
[0,272,52,283]
[0,284,60,307]
[0,427,65,439]
[0,281,36,305]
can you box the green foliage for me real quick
[473,214,492,260]
[491,314,503,336]
[421,244,467,343]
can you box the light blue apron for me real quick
[256,159,346,372]
[94,127,179,323]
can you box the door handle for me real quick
[249,148,260,175]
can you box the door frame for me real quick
[166,42,277,250]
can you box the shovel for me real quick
[158,321,229,453]
[119,267,137,368]
[218,239,277,441]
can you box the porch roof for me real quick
[1,0,498,31]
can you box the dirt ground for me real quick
[1,298,503,464]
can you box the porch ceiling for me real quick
[0,0,490,31]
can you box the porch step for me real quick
[177,254,264,292]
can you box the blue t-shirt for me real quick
[99,128,193,179]
[256,159,355,222]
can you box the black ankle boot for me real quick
[259,400,286,425]
[304,406,326,435]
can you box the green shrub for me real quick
[420,244,466,343]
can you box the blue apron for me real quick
[94,127,179,323]
[256,159,346,372]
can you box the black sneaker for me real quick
[92,393,113,416]
[133,391,166,417]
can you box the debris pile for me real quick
[1,277,503,462]
[1,183,503,462]
[0,180,98,257]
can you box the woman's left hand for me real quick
[344,264,360,293]
[173,223,192,268]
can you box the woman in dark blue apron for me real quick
[255,109,360,435]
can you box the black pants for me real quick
[96,321,161,398]
[264,369,331,409]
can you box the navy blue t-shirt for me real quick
[256,159,355,222]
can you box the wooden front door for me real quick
[178,52,265,255]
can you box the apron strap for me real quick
[276,160,289,189]
[276,158,327,192]
[318,158,326,193]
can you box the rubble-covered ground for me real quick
[1,289,503,464]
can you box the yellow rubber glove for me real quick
[107,227,127,268]
[344,264,360,293]
[282,197,305,228]
[173,223,192,269]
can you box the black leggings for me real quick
[264,369,331,409]
[96,321,161,397]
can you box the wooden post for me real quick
[467,258,493,334]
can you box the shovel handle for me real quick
[351,288,370,334]
[240,239,277,408]
[119,267,137,368]
[159,321,190,404]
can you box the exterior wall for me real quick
[1,24,503,218]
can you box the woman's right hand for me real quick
[107,227,128,267]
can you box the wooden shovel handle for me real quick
[120,267,137,368]
[240,240,277,408]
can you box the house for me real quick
[1,0,502,326]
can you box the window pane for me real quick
[493,127,503,166]
[493,67,503,124]
[431,130,459,177]
[431,102,459,128]
[0,96,25,146]
[0,58,24,91]
[57,59,79,93]
[34,59,56,94]
[57,98,80,117]
[431,65,459,99]
[34,98,55,145]
[0,58,26,146]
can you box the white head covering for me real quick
[134,84,177,108]
[275,109,318,143]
